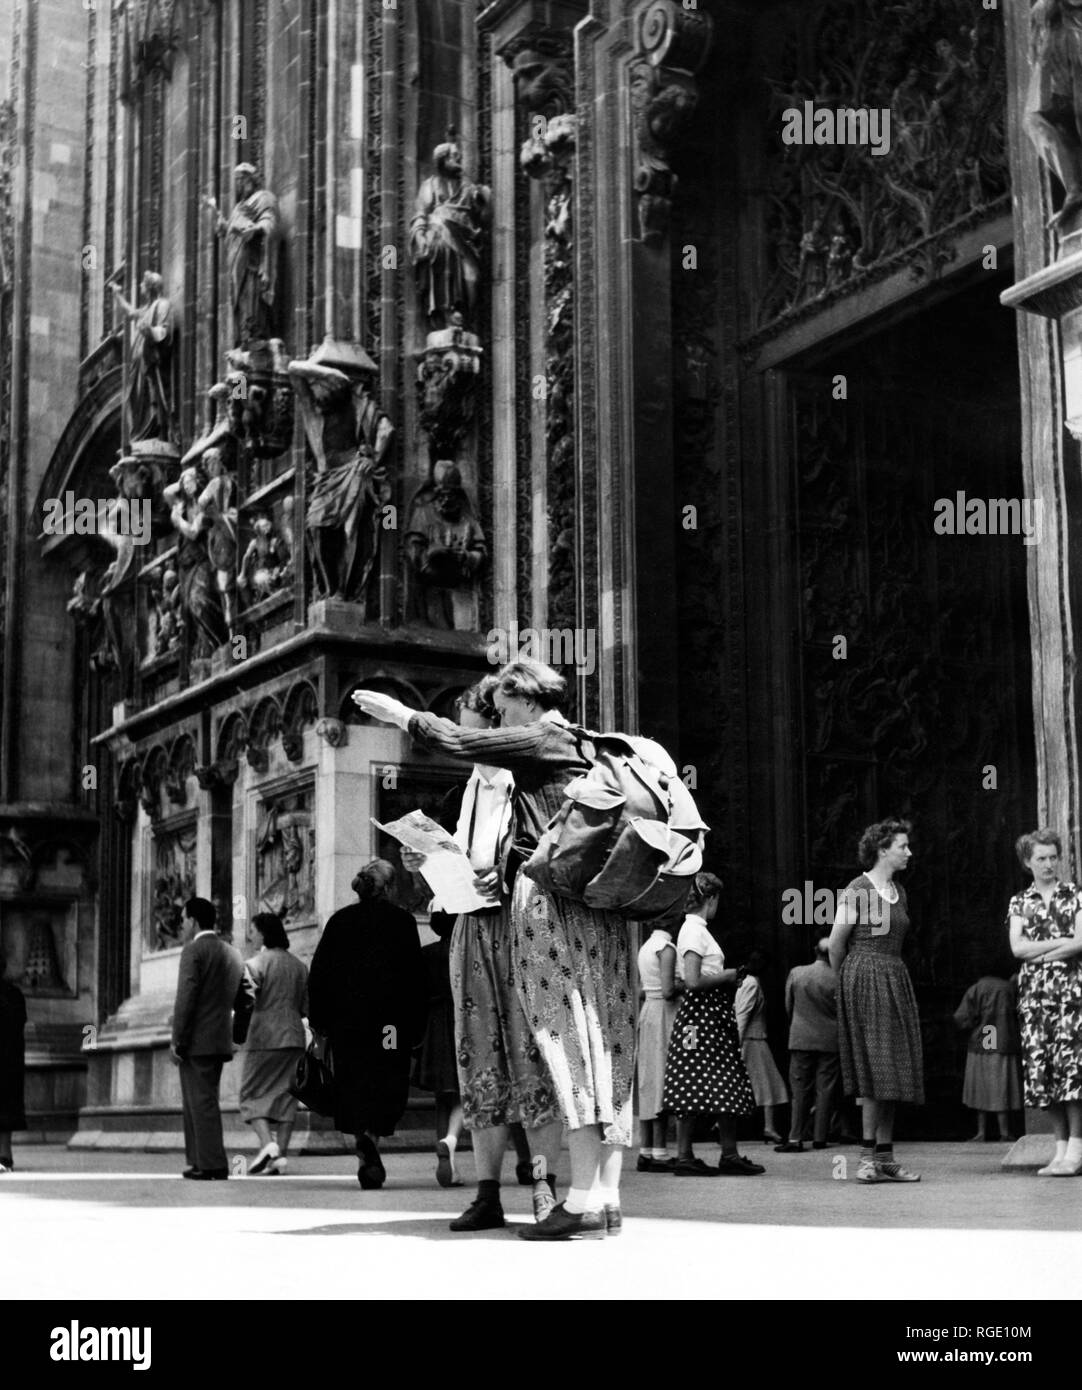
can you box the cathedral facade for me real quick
[0,0,1072,1144]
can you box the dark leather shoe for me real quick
[356,1135,386,1189]
[811,1141,828,1150]
[604,1205,622,1236]
[717,1153,765,1176]
[517,1202,606,1241]
[673,1157,716,1176]
[449,1197,506,1232]
[774,1141,804,1153]
[638,1156,676,1172]
[186,1167,229,1180]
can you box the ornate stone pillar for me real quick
[573,0,712,733]
[479,0,587,665]
[999,0,1082,1168]
[1000,1,1082,866]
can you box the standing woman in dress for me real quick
[1007,828,1082,1175]
[828,818,924,1183]
[0,954,27,1173]
[355,658,643,1241]
[734,949,789,1145]
[238,912,309,1176]
[636,919,682,1170]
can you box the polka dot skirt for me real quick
[662,988,756,1116]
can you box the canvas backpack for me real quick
[521,728,707,920]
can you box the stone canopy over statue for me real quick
[409,136,491,330]
[1026,0,1082,246]
[204,163,280,345]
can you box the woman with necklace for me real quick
[1007,828,1082,1175]
[828,818,924,1183]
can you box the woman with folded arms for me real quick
[355,657,641,1241]
[1007,828,1082,1175]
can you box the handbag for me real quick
[290,1032,336,1116]
[232,970,256,1046]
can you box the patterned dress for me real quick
[409,710,638,1147]
[1008,882,1082,1107]
[450,905,561,1130]
[836,875,924,1104]
[661,917,755,1117]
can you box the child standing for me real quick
[636,922,681,1171]
[735,949,789,1145]
[953,969,1023,1141]
[661,873,763,1177]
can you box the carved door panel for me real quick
[786,294,1035,1060]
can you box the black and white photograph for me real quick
[0,0,1076,1347]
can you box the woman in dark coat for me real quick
[0,955,27,1172]
[307,859,427,1189]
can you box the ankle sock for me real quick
[861,1144,875,1164]
[1064,1138,1082,1164]
[564,1186,591,1215]
[477,1178,501,1204]
[598,1185,619,1207]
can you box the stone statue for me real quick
[204,163,280,345]
[110,270,176,442]
[405,459,487,630]
[163,465,228,657]
[409,139,491,330]
[288,339,394,608]
[1025,0,1082,237]
[196,447,238,636]
[239,512,290,605]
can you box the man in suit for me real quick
[774,937,840,1153]
[170,897,243,1179]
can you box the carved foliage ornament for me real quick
[756,0,1007,332]
[631,1,714,246]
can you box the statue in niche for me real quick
[109,269,176,443]
[405,459,487,630]
[196,447,239,637]
[164,465,228,657]
[288,339,394,606]
[149,565,181,658]
[203,163,280,346]
[1025,0,1082,239]
[239,511,291,606]
[409,136,491,330]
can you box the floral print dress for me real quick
[1008,882,1082,1107]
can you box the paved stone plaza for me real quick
[2,1143,1079,1302]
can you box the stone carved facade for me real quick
[756,0,1008,332]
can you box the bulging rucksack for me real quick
[521,728,707,919]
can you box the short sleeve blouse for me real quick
[676,915,724,980]
[637,929,676,993]
[1007,881,1082,941]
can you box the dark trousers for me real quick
[788,1049,840,1144]
[179,1055,227,1171]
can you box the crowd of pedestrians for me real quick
[3,657,1080,1230]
